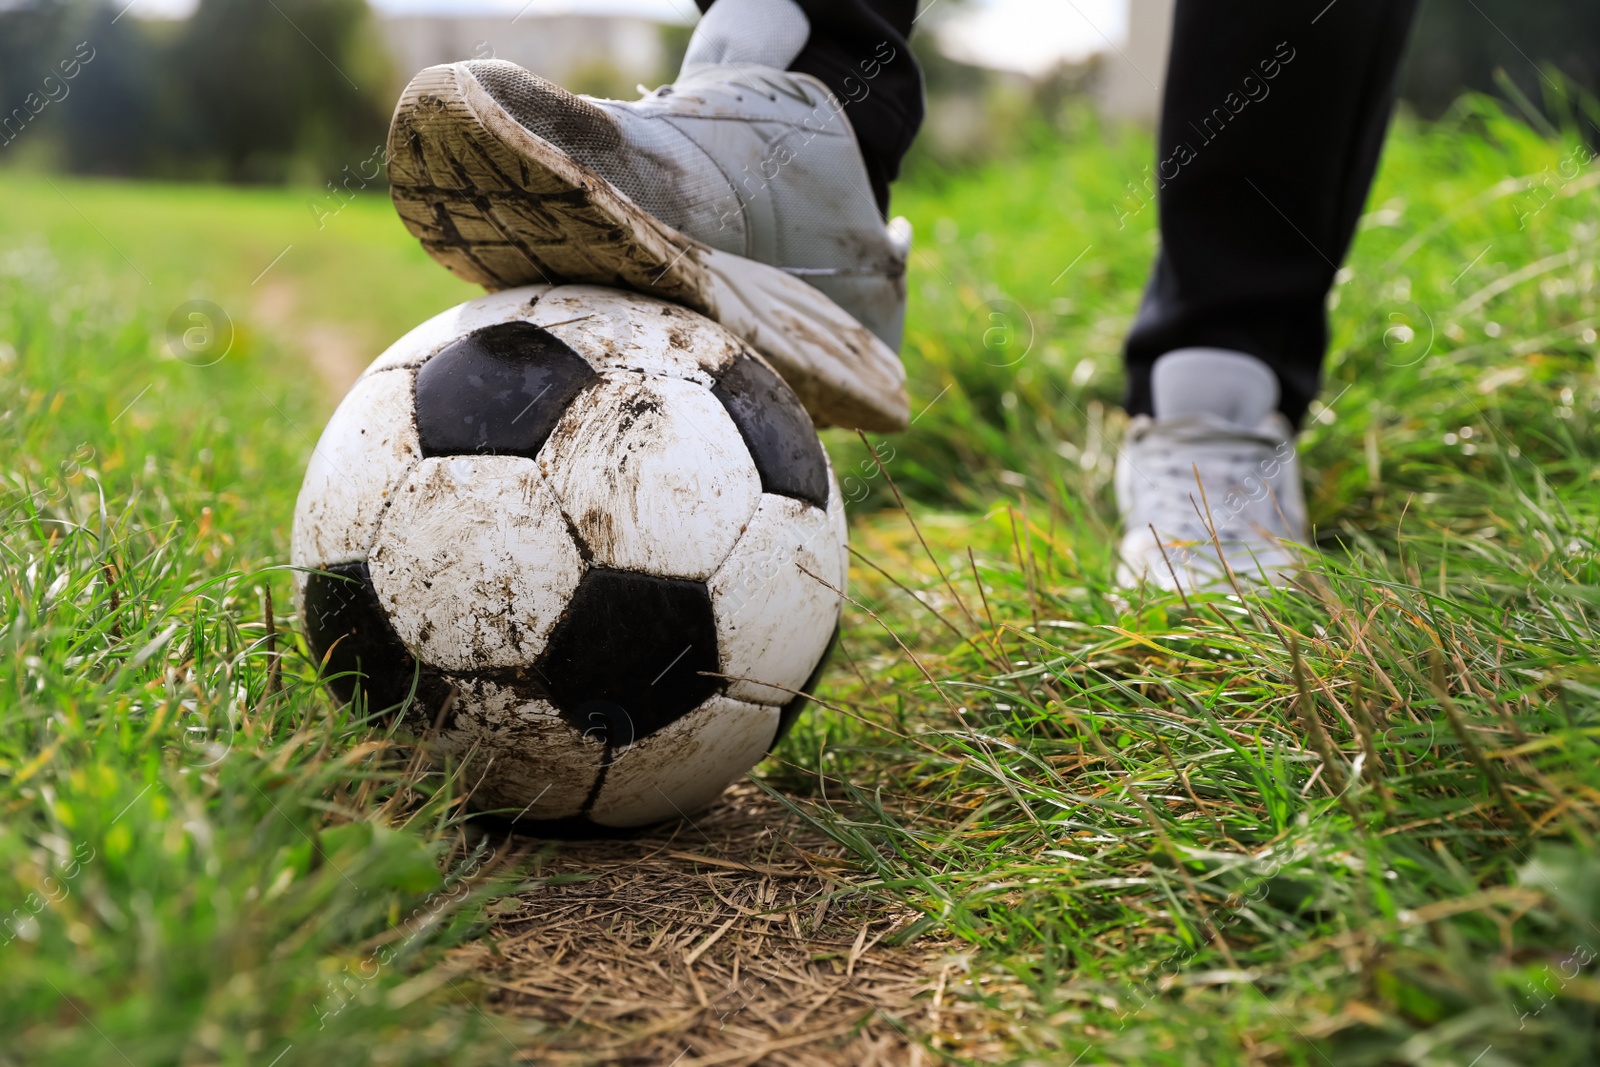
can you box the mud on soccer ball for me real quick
[290,285,846,831]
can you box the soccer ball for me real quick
[291,285,846,831]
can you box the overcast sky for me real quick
[125,0,1129,76]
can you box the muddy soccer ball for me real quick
[291,285,846,830]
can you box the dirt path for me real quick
[468,784,1001,1065]
[252,280,371,400]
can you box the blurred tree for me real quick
[54,5,170,176]
[2,0,393,181]
[0,0,80,163]
[1402,0,1600,136]
[168,0,393,182]
[0,1,69,110]
[0,0,163,175]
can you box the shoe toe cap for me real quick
[1116,528,1302,595]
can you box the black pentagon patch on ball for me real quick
[770,623,839,753]
[415,321,595,458]
[712,352,829,509]
[538,569,720,744]
[301,562,449,717]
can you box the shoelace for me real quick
[650,67,823,108]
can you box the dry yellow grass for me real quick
[466,783,1009,1065]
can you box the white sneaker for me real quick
[1114,350,1310,594]
[386,23,909,431]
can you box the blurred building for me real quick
[378,14,669,92]
[1095,0,1173,122]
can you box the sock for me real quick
[682,0,811,72]
[1150,348,1279,428]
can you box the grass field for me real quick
[2,95,1599,1065]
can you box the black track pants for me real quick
[1123,0,1421,426]
[700,0,1419,425]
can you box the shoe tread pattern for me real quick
[387,64,712,312]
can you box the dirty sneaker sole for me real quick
[387,63,909,432]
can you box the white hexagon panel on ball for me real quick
[709,492,845,706]
[530,285,743,385]
[589,697,781,827]
[540,372,762,581]
[369,455,584,672]
[290,368,421,574]
[432,679,606,819]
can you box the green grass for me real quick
[3,94,1599,1064]
[798,98,1600,1063]
[0,175,516,1064]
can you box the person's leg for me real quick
[689,0,923,213]
[1115,0,1421,593]
[789,0,920,211]
[386,0,924,431]
[1123,0,1421,427]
